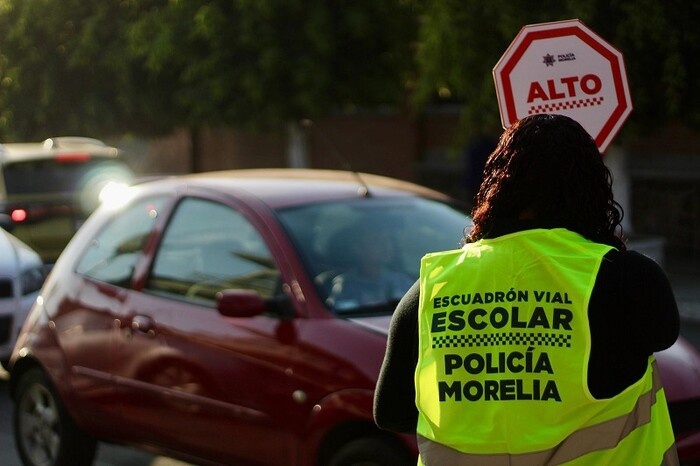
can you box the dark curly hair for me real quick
[467,114,626,250]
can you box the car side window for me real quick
[145,197,280,306]
[75,197,168,286]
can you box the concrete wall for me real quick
[119,112,424,182]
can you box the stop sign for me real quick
[493,19,632,153]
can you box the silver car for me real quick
[0,225,44,369]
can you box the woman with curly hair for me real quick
[374,114,679,465]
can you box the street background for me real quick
[0,2,697,465]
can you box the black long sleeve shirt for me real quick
[373,232,680,433]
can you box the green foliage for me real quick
[0,0,697,142]
[414,0,700,142]
[0,0,418,139]
[0,0,163,139]
[131,0,418,129]
[414,0,576,142]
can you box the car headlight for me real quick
[21,266,45,296]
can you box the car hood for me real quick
[0,229,20,276]
[348,315,392,336]
[656,336,700,402]
[349,316,700,404]
[0,229,42,276]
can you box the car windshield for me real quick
[277,196,470,316]
[4,158,133,196]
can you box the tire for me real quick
[14,367,97,466]
[327,437,413,466]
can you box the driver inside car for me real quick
[327,227,414,312]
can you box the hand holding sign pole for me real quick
[493,19,632,154]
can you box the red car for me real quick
[656,337,700,463]
[9,169,468,466]
[7,169,700,466]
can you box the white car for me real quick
[0,223,44,369]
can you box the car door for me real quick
[64,195,169,437]
[113,196,306,465]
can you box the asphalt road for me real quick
[0,367,193,466]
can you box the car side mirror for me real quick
[216,289,295,319]
[216,290,266,318]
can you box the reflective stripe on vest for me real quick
[417,360,679,466]
[415,229,677,465]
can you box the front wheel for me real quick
[14,367,97,466]
[327,437,413,466]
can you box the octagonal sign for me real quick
[493,19,632,153]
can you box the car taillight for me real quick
[55,152,91,163]
[11,208,27,222]
[7,204,76,223]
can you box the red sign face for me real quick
[493,19,632,153]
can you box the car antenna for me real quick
[300,119,371,197]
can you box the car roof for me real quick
[0,137,120,164]
[138,168,453,210]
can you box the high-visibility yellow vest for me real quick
[416,228,677,465]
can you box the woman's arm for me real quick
[374,280,420,433]
[624,251,680,352]
[588,249,680,398]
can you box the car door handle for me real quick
[130,315,156,336]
